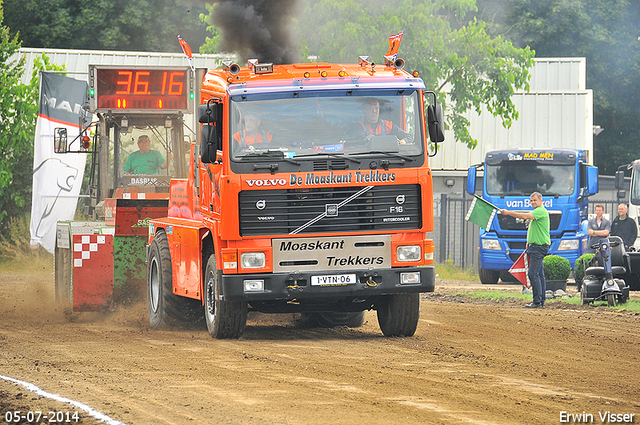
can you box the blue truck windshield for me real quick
[229,91,423,161]
[486,163,575,196]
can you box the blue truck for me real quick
[467,148,599,284]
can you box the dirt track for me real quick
[1,268,639,425]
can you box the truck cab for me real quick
[148,58,446,338]
[468,148,598,283]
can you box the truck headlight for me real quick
[397,245,421,262]
[240,252,266,269]
[482,239,501,250]
[558,239,579,251]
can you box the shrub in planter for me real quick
[573,253,595,290]
[543,255,571,282]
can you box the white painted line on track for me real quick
[0,374,127,425]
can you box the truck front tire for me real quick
[479,267,500,284]
[147,231,204,329]
[204,254,247,339]
[376,293,420,337]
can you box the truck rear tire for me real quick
[377,293,420,337]
[204,254,247,339]
[479,268,500,284]
[147,231,204,329]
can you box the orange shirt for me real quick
[233,130,273,146]
[359,119,393,135]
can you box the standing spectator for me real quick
[611,203,637,251]
[587,204,611,251]
[500,192,551,308]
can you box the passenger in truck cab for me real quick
[233,113,272,149]
[356,98,414,144]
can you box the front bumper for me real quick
[221,266,435,301]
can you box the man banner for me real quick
[509,251,531,289]
[465,195,499,232]
[29,72,89,253]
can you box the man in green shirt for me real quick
[124,135,171,175]
[501,191,551,308]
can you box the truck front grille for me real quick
[498,213,562,231]
[239,184,422,236]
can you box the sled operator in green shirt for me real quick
[500,191,551,309]
[123,135,172,175]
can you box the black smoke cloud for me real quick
[209,0,301,64]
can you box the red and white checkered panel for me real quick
[72,234,114,311]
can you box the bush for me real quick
[573,253,595,286]
[543,255,571,281]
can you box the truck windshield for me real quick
[486,162,575,196]
[229,91,423,161]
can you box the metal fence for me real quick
[434,195,620,270]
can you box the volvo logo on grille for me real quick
[326,204,339,217]
[256,200,266,210]
[396,195,406,205]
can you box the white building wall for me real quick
[431,57,593,171]
[15,47,230,85]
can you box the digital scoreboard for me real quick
[89,65,194,113]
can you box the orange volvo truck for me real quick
[147,55,445,338]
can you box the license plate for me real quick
[311,274,357,286]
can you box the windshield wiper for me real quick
[350,150,415,162]
[238,150,301,166]
[295,152,362,165]
[542,192,562,198]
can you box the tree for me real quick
[3,0,208,53]
[475,0,640,175]
[202,0,535,149]
[0,2,62,236]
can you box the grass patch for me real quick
[457,290,531,302]
[435,261,478,281]
[456,289,640,312]
[0,214,53,274]
[550,294,640,312]
[0,252,53,274]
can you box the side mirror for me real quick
[584,165,599,196]
[467,166,477,194]
[427,103,445,143]
[198,102,223,124]
[200,124,219,164]
[54,128,68,153]
[615,170,625,190]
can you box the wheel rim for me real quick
[149,257,160,313]
[206,271,216,323]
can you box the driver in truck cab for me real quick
[357,97,414,144]
[123,135,172,175]
[233,113,273,149]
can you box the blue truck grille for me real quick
[498,213,561,231]
[239,184,422,236]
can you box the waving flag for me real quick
[509,251,531,289]
[386,31,404,58]
[178,35,195,72]
[465,195,499,232]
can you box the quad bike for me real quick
[581,236,630,306]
